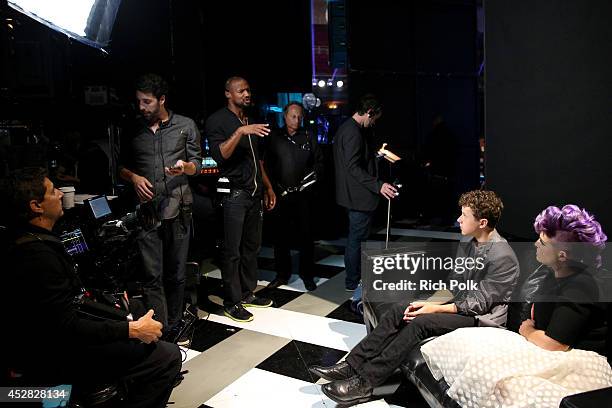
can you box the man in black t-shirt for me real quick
[205,76,276,322]
[263,102,324,291]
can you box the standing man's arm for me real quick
[165,122,203,176]
[260,160,276,211]
[210,124,270,162]
[118,137,154,202]
[119,167,154,202]
[342,132,396,199]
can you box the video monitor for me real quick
[86,195,112,220]
[60,228,89,256]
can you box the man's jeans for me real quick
[138,214,190,331]
[345,209,374,289]
[346,302,476,387]
[222,190,263,307]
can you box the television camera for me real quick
[63,196,160,321]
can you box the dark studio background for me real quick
[346,0,481,222]
[1,0,610,240]
[1,0,312,127]
[485,0,612,238]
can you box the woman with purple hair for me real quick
[419,205,611,408]
[520,204,608,353]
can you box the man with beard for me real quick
[205,76,275,322]
[119,73,202,336]
[263,102,324,291]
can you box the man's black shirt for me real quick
[205,107,263,196]
[4,224,128,370]
[264,127,324,191]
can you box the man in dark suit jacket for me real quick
[333,95,398,291]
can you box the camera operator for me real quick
[1,168,181,408]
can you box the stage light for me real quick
[336,80,344,88]
[312,79,318,86]
[267,105,283,113]
[7,0,122,50]
[317,80,326,88]
[327,80,333,87]
[303,93,322,110]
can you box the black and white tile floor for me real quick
[169,224,462,408]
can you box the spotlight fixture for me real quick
[336,80,344,88]
[312,79,318,86]
[302,93,322,110]
[317,80,326,88]
[7,0,122,50]
[327,80,333,87]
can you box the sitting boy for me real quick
[310,190,520,406]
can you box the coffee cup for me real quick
[59,186,76,209]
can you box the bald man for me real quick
[205,77,275,322]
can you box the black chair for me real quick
[362,267,612,408]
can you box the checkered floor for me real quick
[168,223,461,408]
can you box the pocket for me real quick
[230,189,246,200]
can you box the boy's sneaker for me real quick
[224,304,254,322]
[241,294,273,308]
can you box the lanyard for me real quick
[286,131,311,151]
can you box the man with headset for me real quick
[333,94,398,291]
[119,73,202,336]
[263,102,324,291]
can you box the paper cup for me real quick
[59,186,76,209]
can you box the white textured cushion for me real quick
[421,327,612,408]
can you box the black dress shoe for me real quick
[266,278,288,289]
[302,277,317,291]
[321,375,375,406]
[309,361,356,381]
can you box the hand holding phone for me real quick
[165,160,185,175]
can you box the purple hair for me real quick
[534,205,607,267]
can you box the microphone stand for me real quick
[378,143,402,249]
